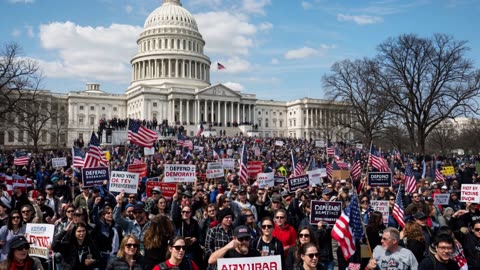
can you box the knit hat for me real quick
[217,207,234,222]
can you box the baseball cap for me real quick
[152,187,161,194]
[234,225,251,238]
[414,211,427,220]
[133,202,145,212]
[9,236,31,249]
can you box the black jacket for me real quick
[106,256,146,270]
[52,230,101,270]
[463,232,480,270]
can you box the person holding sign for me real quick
[1,236,43,270]
[207,225,260,265]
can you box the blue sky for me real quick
[1,0,478,101]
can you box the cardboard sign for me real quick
[145,179,177,199]
[257,172,275,188]
[310,200,342,225]
[315,140,325,148]
[308,169,322,186]
[434,193,450,205]
[287,174,310,192]
[247,161,263,178]
[461,184,480,203]
[370,200,389,226]
[274,176,286,186]
[218,255,281,270]
[275,140,284,147]
[164,164,196,183]
[222,158,235,169]
[26,223,55,259]
[441,166,455,176]
[332,170,350,180]
[128,163,147,178]
[368,172,392,187]
[110,171,139,194]
[82,167,109,187]
[51,157,67,168]
[207,162,224,179]
[144,147,154,156]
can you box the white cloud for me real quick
[336,13,383,24]
[284,47,319,60]
[301,1,312,9]
[37,21,142,82]
[224,82,245,92]
[125,5,133,14]
[25,25,34,38]
[11,29,21,37]
[241,0,271,15]
[8,0,34,3]
[195,12,257,56]
[271,58,279,65]
[258,22,273,31]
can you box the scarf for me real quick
[9,258,32,270]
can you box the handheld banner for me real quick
[221,158,235,169]
[26,223,55,259]
[218,255,281,270]
[274,176,286,186]
[128,163,147,178]
[51,157,67,168]
[146,178,177,199]
[144,147,154,156]
[164,164,196,183]
[441,166,455,176]
[315,140,325,148]
[110,171,139,194]
[275,140,284,147]
[257,172,275,188]
[461,184,480,203]
[207,162,224,179]
[370,200,389,226]
[368,172,392,187]
[247,161,263,178]
[287,174,310,192]
[434,193,450,205]
[82,167,109,187]
[310,200,342,225]
[308,169,322,186]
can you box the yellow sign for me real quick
[103,151,110,161]
[441,166,455,176]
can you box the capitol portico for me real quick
[0,0,352,148]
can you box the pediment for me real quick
[197,84,241,98]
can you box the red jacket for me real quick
[272,223,296,255]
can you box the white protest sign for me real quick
[319,168,327,178]
[254,147,261,156]
[164,164,196,183]
[51,157,67,168]
[207,162,224,179]
[26,223,55,259]
[434,193,450,205]
[194,146,204,152]
[175,149,181,155]
[370,200,389,226]
[275,140,284,147]
[461,184,480,203]
[308,169,322,186]
[222,158,235,169]
[144,147,154,156]
[315,140,325,148]
[218,255,281,270]
[356,143,363,149]
[227,149,233,156]
[109,171,139,194]
[257,172,275,188]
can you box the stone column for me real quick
[230,102,234,123]
[179,99,183,124]
[204,99,207,123]
[237,103,240,123]
[175,59,179,78]
[186,100,190,125]
[210,100,214,123]
[224,102,227,126]
[242,104,245,123]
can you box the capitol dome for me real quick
[144,0,198,31]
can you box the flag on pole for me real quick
[421,159,426,179]
[196,122,204,137]
[217,62,226,70]
[393,186,405,228]
[238,143,248,185]
[435,169,446,182]
[350,161,362,180]
[13,151,30,166]
[72,147,85,168]
[84,132,108,168]
[177,133,193,150]
[326,142,335,156]
[326,162,333,180]
[128,119,158,147]
[291,150,304,176]
[404,163,417,194]
[331,195,364,260]
[370,145,390,172]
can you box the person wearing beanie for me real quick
[204,208,234,270]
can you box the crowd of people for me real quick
[0,134,479,270]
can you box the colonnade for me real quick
[132,59,209,82]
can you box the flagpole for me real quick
[350,175,373,257]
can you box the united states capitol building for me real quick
[1,0,352,148]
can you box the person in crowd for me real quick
[1,236,43,270]
[204,208,234,270]
[234,208,259,239]
[366,227,418,270]
[448,192,463,212]
[145,187,162,214]
[216,195,230,211]
[434,226,468,270]
[0,210,26,262]
[399,220,426,263]
[35,194,55,223]
[52,222,100,270]
[73,186,91,218]
[198,203,216,245]
[418,233,460,270]
[405,192,429,217]
[286,226,318,269]
[106,234,145,270]
[150,195,169,218]
[231,187,258,221]
[44,184,62,220]
[20,204,42,224]
[10,186,30,212]
[461,219,480,270]
[366,211,385,250]
[272,209,296,255]
[153,236,200,270]
[0,198,10,228]
[143,214,175,269]
[359,195,372,224]
[208,225,260,265]
[91,202,120,269]
[292,242,322,270]
[414,211,434,252]
[252,217,284,261]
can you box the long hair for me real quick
[100,205,113,222]
[68,222,91,246]
[165,236,185,258]
[404,221,425,243]
[117,234,141,259]
[367,211,383,231]
[295,226,318,263]
[7,210,22,230]
[144,214,174,249]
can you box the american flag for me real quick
[84,132,108,168]
[13,151,30,166]
[238,143,248,185]
[435,169,446,182]
[370,145,390,172]
[392,186,405,228]
[334,160,350,171]
[1,173,33,196]
[326,162,333,180]
[404,163,417,194]
[350,160,362,180]
[331,195,364,260]
[196,122,204,137]
[177,133,193,150]
[291,150,304,176]
[212,142,221,159]
[217,62,226,70]
[128,119,158,147]
[326,143,335,156]
[72,147,85,168]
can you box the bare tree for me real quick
[455,119,480,154]
[0,42,42,120]
[323,58,391,145]
[426,120,458,155]
[376,34,480,154]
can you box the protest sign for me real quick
[222,158,235,169]
[308,169,322,186]
[218,255,281,270]
[128,163,147,178]
[274,176,286,186]
[332,170,350,180]
[175,149,181,155]
[368,172,392,187]
[146,178,177,199]
[257,172,275,188]
[310,200,342,225]
[51,157,67,168]
[144,147,154,155]
[110,171,139,194]
[26,223,54,259]
[370,200,389,225]
[356,143,363,149]
[441,166,455,176]
[164,164,196,183]
[461,184,480,203]
[319,168,327,178]
[315,140,325,148]
[207,162,224,179]
[82,167,109,187]
[247,161,263,178]
[434,193,450,205]
[275,140,284,147]
[287,174,310,192]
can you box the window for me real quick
[273,112,276,116]
[294,120,296,126]
[41,131,47,142]
[89,116,95,126]
[265,119,269,128]
[258,111,261,115]
[79,116,84,125]
[0,131,4,145]
[113,107,117,112]
[279,120,283,127]
[78,133,83,140]
[258,120,262,127]
[8,131,14,143]
[153,102,158,107]
[280,112,282,116]
[102,107,105,111]
[289,112,292,115]
[266,112,268,115]
[61,133,67,143]
[90,106,94,111]
[80,106,84,110]
[289,120,292,127]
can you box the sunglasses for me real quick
[37,198,45,202]
[126,243,139,249]
[21,210,31,214]
[299,233,310,238]
[306,253,319,259]
[181,211,191,214]
[15,244,30,251]
[237,237,251,242]
[74,213,83,217]
[275,216,285,219]
[66,210,75,213]
[172,245,186,251]
[361,200,369,204]
[128,196,136,199]
[473,228,480,232]
[133,211,144,214]
[244,214,253,217]
[261,225,273,229]
[11,216,21,220]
